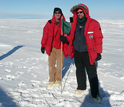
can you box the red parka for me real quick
[41,14,68,58]
[67,4,103,65]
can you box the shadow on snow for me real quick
[62,57,74,92]
[0,86,19,107]
[62,58,111,106]
[62,56,74,78]
[80,82,111,107]
[0,45,24,60]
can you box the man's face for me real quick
[54,11,61,20]
[77,9,84,19]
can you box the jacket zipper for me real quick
[55,30,59,38]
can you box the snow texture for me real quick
[0,19,124,107]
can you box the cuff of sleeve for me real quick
[41,45,45,47]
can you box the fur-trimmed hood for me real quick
[70,3,89,18]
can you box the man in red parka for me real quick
[60,4,103,103]
[41,8,68,89]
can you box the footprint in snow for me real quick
[5,69,11,73]
[17,81,26,88]
[0,75,16,81]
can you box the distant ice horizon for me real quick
[0,12,124,20]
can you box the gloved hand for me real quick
[96,53,101,61]
[41,47,45,54]
[59,35,67,42]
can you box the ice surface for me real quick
[0,19,124,107]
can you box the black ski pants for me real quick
[74,50,99,98]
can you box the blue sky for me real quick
[0,0,124,19]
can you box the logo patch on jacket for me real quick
[89,35,93,39]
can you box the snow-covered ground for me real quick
[0,19,124,107]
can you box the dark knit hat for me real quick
[53,7,63,15]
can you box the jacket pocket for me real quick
[90,47,97,63]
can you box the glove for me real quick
[59,35,67,42]
[41,47,45,54]
[96,53,101,61]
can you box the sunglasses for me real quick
[55,12,61,14]
[77,11,83,14]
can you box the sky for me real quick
[0,0,124,20]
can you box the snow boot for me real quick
[75,90,85,95]
[47,82,55,89]
[55,81,61,87]
[93,95,101,104]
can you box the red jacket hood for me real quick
[70,4,90,18]
[51,14,66,24]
